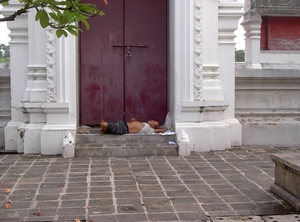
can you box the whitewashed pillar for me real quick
[0,68,10,149]
[18,10,47,154]
[2,0,28,152]
[218,0,243,146]
[171,0,243,155]
[202,0,223,101]
[241,0,262,69]
[40,32,77,155]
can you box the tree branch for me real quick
[0,7,30,21]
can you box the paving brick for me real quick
[0,146,299,221]
[147,213,178,221]
[144,203,174,213]
[116,213,148,222]
[177,212,209,221]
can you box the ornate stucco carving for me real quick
[193,0,203,101]
[46,27,56,102]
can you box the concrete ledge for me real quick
[270,152,300,212]
[270,184,300,212]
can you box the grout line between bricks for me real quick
[1,156,34,218]
[85,157,92,221]
[183,155,239,216]
[146,157,180,220]
[54,158,71,221]
[108,157,118,216]
[164,156,210,219]
[214,151,281,205]
[127,159,150,221]
[8,157,38,220]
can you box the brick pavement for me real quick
[0,146,299,222]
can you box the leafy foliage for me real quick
[0,44,10,62]
[0,0,108,38]
[235,49,245,62]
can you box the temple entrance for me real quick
[80,0,168,125]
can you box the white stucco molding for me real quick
[193,0,203,101]
[46,27,57,102]
[218,1,244,44]
[181,100,229,122]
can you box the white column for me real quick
[2,0,28,152]
[218,0,243,146]
[202,0,223,101]
[20,10,47,154]
[169,0,194,122]
[0,68,10,149]
[40,33,77,155]
[241,1,262,69]
[171,0,243,155]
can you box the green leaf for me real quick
[35,10,43,21]
[61,29,68,37]
[76,14,90,30]
[67,27,79,36]
[63,10,74,23]
[99,10,105,16]
[68,25,80,31]
[60,13,69,24]
[56,29,68,38]
[56,29,64,38]
[49,12,58,21]
[39,10,49,28]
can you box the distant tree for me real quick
[0,43,10,62]
[235,49,245,62]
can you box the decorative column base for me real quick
[176,121,231,155]
[24,123,44,154]
[41,103,76,155]
[41,126,76,155]
[22,103,46,154]
[4,121,22,151]
[176,101,235,156]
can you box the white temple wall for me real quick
[3,1,28,152]
[2,0,243,155]
[173,0,243,155]
[236,0,300,146]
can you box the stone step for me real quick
[75,143,178,157]
[76,131,177,145]
[75,131,178,157]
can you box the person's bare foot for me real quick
[100,120,107,134]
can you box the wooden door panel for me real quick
[80,0,124,124]
[124,0,167,124]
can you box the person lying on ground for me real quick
[100,118,167,135]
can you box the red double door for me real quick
[80,0,168,126]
